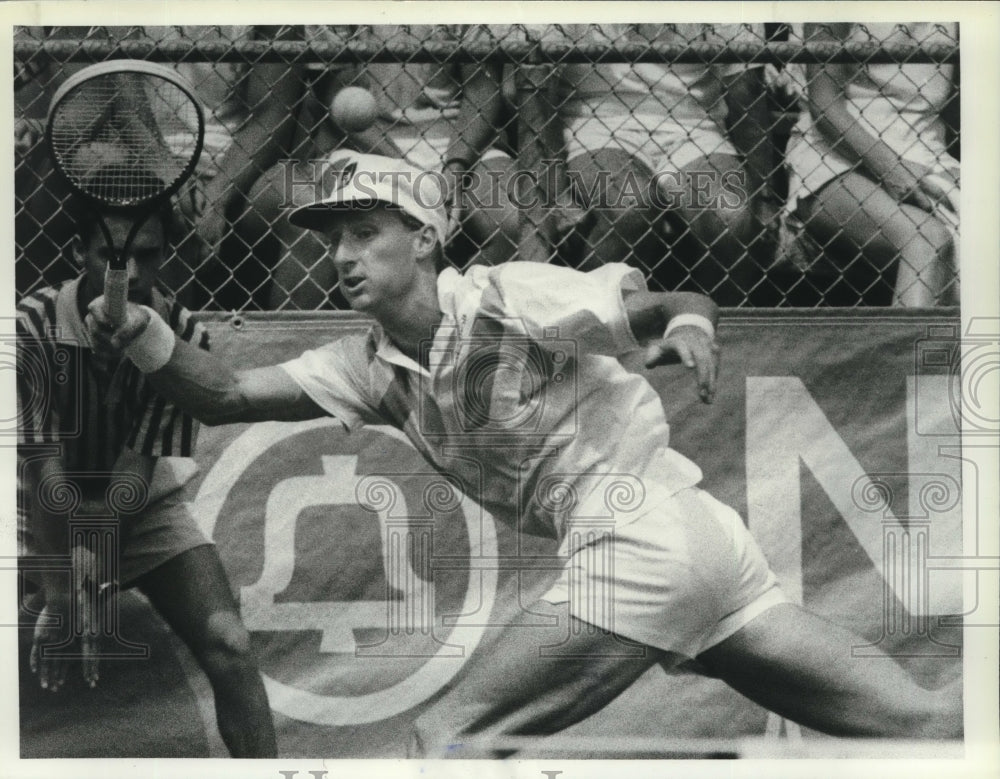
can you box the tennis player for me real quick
[17,191,276,757]
[88,153,960,753]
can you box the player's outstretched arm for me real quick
[624,289,720,404]
[87,298,326,426]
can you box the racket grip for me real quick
[104,267,129,326]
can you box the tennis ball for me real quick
[329,86,379,133]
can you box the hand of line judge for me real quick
[30,545,105,691]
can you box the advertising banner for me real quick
[19,310,970,757]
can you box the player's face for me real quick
[77,214,166,305]
[321,209,426,314]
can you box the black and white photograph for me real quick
[4,2,998,778]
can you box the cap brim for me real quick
[289,196,401,230]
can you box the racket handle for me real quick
[104,267,129,326]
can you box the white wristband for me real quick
[664,313,715,340]
[124,306,175,373]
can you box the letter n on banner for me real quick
[745,377,963,625]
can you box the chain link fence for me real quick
[14,23,960,310]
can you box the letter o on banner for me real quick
[193,418,499,725]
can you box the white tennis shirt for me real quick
[280,262,703,539]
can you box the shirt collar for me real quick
[371,269,460,379]
[373,327,429,378]
[54,277,92,346]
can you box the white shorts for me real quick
[564,116,738,175]
[542,486,788,661]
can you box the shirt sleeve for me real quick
[126,301,209,458]
[278,333,380,432]
[477,262,647,356]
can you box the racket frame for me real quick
[45,59,205,324]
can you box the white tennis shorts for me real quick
[542,486,789,661]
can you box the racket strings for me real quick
[49,73,201,207]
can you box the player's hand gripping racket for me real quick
[46,60,205,326]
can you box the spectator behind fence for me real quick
[239,24,547,310]
[782,23,960,307]
[224,25,378,311]
[542,23,780,306]
[142,25,305,310]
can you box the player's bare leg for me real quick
[134,545,277,757]
[409,599,668,757]
[697,602,961,739]
[410,601,959,755]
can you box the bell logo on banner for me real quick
[191,418,498,726]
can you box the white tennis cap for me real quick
[289,152,449,242]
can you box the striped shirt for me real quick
[281,262,704,541]
[17,278,209,521]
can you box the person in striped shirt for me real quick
[17,194,276,757]
[90,153,959,751]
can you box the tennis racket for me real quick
[46,60,205,325]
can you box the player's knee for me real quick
[199,611,255,678]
